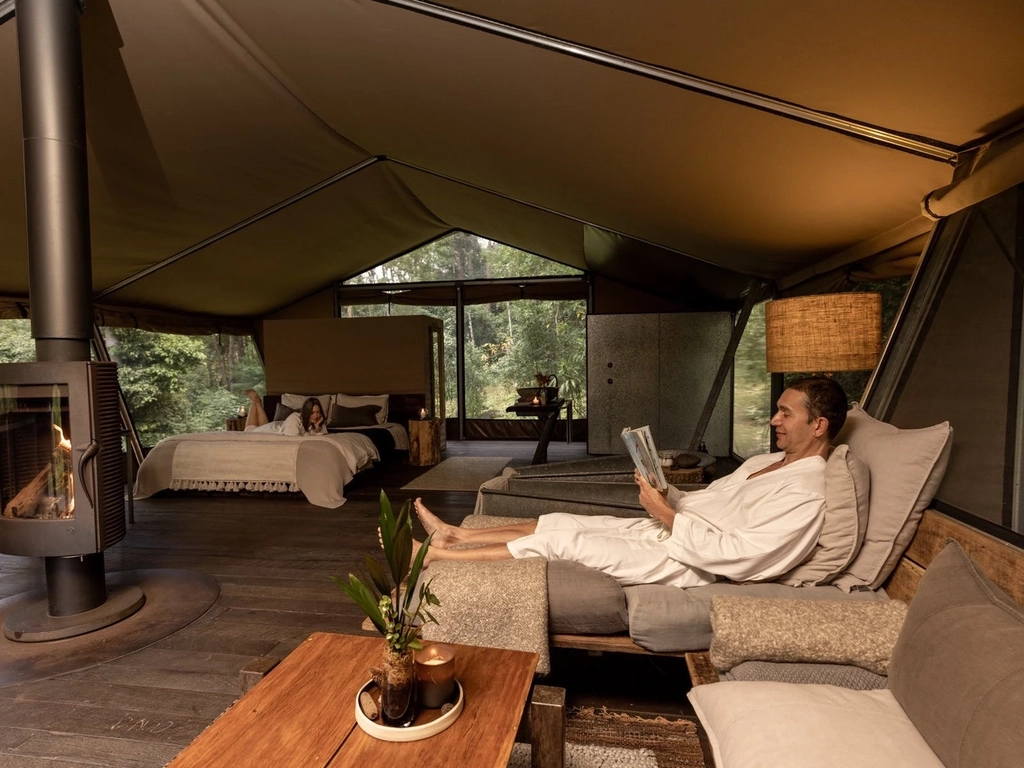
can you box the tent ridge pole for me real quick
[95,156,383,300]
[376,0,958,164]
[388,157,760,279]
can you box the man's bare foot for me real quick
[413,498,458,549]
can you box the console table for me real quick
[506,398,565,465]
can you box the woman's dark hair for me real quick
[300,397,325,432]
[786,376,848,439]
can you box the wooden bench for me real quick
[684,507,1024,685]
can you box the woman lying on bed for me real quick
[243,391,328,436]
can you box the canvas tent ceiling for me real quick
[2,0,1024,329]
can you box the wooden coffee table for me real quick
[167,632,547,768]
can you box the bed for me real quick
[134,392,413,508]
[133,430,382,508]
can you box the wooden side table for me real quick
[409,418,442,466]
[225,416,247,431]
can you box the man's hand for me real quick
[634,470,676,530]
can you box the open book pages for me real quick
[621,425,668,491]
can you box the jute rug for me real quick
[402,457,513,492]
[508,707,711,768]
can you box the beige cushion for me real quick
[688,682,944,768]
[709,595,907,674]
[777,444,870,586]
[832,405,952,591]
[889,541,1024,768]
[334,393,389,424]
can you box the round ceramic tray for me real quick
[354,679,464,742]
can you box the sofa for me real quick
[687,539,1024,768]
[440,404,953,663]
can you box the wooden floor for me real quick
[0,440,694,768]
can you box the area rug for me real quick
[508,707,711,768]
[402,457,513,492]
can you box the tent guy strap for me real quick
[376,0,959,164]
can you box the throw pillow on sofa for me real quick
[832,404,951,592]
[777,444,870,586]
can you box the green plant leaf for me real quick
[404,533,432,611]
[378,489,396,573]
[364,556,392,596]
[391,521,413,588]
[332,574,386,635]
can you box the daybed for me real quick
[418,404,953,672]
[134,392,410,509]
[684,517,1024,768]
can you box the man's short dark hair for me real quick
[786,376,848,439]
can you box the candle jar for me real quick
[419,407,428,419]
[413,642,456,709]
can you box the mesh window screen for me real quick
[887,186,1021,527]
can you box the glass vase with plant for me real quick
[334,490,439,727]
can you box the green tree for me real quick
[0,319,36,362]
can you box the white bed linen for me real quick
[134,430,379,508]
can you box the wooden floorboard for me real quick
[0,440,694,766]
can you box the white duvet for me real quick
[133,430,379,508]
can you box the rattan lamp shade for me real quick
[765,293,882,372]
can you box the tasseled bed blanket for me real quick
[169,439,300,493]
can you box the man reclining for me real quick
[411,376,846,589]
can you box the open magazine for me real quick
[621,425,668,491]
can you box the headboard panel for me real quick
[262,393,428,430]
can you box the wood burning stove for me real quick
[0,361,143,642]
[0,361,125,557]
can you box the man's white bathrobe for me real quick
[505,453,826,587]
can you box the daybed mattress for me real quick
[134,430,379,508]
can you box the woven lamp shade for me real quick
[765,293,882,372]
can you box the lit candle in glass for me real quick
[419,407,428,419]
[531,396,540,405]
[413,642,456,709]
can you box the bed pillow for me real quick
[328,403,380,429]
[273,403,296,422]
[777,444,870,586]
[709,595,906,675]
[335,394,388,424]
[889,541,1024,768]
[832,404,952,592]
[281,393,334,414]
[688,682,944,768]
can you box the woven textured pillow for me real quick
[777,444,870,586]
[832,404,951,591]
[889,541,1024,768]
[709,595,907,674]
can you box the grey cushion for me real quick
[777,444,870,586]
[328,402,380,428]
[273,402,296,422]
[722,660,889,689]
[547,560,628,634]
[889,540,1024,768]
[624,581,888,653]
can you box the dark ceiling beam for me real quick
[375,0,959,165]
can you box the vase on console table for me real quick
[334,490,441,729]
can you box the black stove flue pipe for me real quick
[18,0,106,617]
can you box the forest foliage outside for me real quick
[344,233,588,418]
[0,319,263,448]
